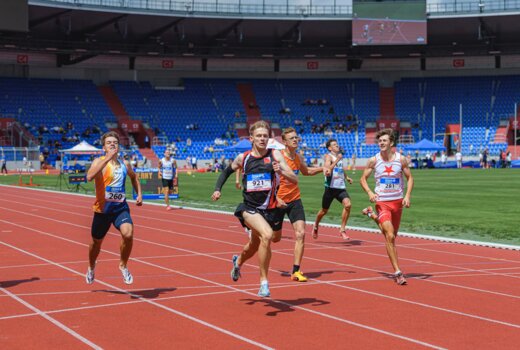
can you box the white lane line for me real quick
[4,189,520,264]
[0,220,446,349]
[2,199,519,283]
[0,286,102,349]
[0,240,273,350]
[312,279,520,329]
[2,200,520,299]
[3,198,520,316]
[2,196,519,315]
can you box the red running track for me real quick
[0,185,519,349]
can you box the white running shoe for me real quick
[85,267,95,284]
[120,266,134,285]
[257,282,271,297]
[394,271,407,285]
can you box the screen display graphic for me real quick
[352,0,427,46]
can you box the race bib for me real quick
[330,167,345,189]
[380,177,400,190]
[162,166,173,179]
[246,173,272,192]
[105,186,126,202]
[333,167,344,177]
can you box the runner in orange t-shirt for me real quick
[276,127,323,282]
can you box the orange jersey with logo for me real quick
[277,152,301,203]
[92,158,128,214]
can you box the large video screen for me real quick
[352,0,427,46]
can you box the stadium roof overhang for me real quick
[1,4,520,60]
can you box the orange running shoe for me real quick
[291,270,308,282]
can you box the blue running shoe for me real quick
[230,255,241,282]
[257,282,270,297]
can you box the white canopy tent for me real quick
[60,141,103,155]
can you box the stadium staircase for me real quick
[499,117,520,155]
[98,86,130,119]
[0,129,8,146]
[99,85,142,147]
[507,145,520,156]
[11,121,38,147]
[494,124,508,144]
[379,87,395,117]
[364,128,377,144]
[237,83,261,124]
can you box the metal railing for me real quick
[398,134,415,144]
[30,0,520,18]
[0,147,40,162]
[152,135,169,146]
[8,122,39,148]
[493,134,507,143]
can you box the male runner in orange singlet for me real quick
[276,128,322,282]
[86,131,143,285]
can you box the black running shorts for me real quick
[161,178,174,189]
[91,208,132,240]
[280,199,306,224]
[234,203,284,231]
[321,187,350,210]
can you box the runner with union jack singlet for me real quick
[359,128,414,285]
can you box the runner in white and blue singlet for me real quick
[85,131,143,286]
[313,139,354,240]
[159,149,177,211]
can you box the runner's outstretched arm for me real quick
[298,154,322,176]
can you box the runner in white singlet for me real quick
[158,149,178,211]
[312,139,354,240]
[360,128,414,285]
